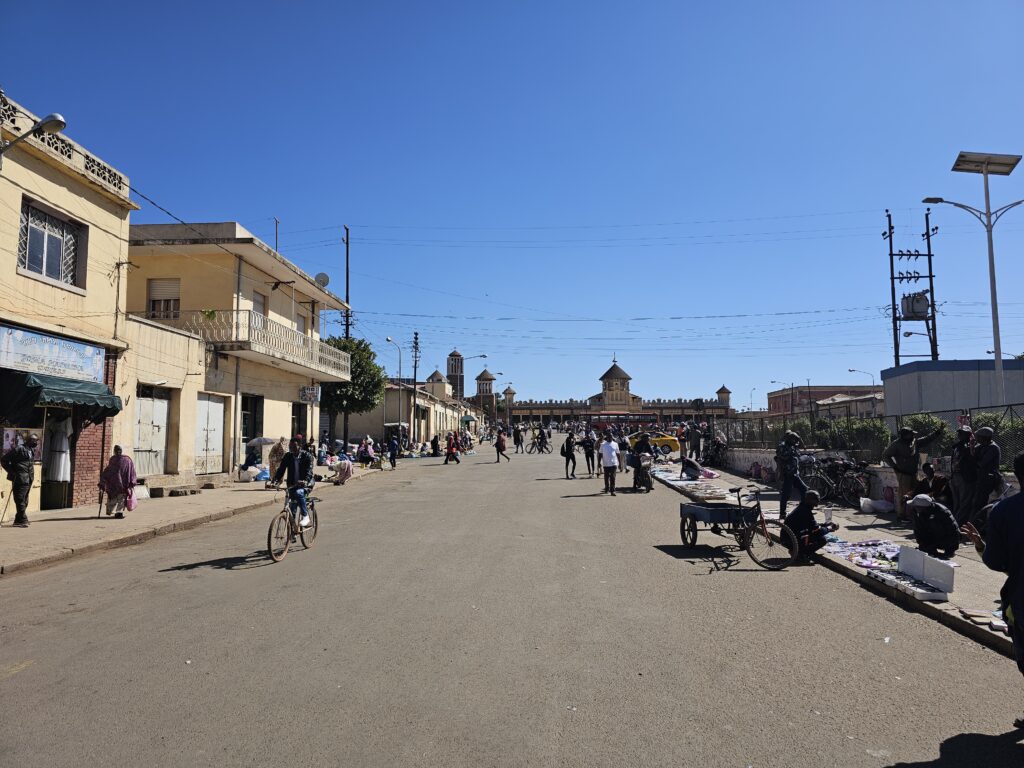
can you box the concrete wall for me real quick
[882,359,1024,415]
[114,316,204,476]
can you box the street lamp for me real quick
[987,350,1017,359]
[903,330,929,338]
[748,387,756,413]
[924,151,1024,406]
[0,99,67,171]
[848,368,876,387]
[386,336,403,445]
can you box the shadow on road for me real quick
[159,550,271,572]
[36,516,104,522]
[886,730,1024,767]
[560,493,606,499]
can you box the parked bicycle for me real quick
[527,439,553,454]
[267,484,320,562]
[799,455,873,509]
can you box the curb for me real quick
[0,467,382,578]
[653,472,1015,661]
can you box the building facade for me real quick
[0,93,136,511]
[504,358,733,426]
[127,222,350,479]
[767,384,882,416]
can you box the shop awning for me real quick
[461,414,477,423]
[0,370,122,426]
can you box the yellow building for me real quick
[127,223,350,478]
[0,93,137,512]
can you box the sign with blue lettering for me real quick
[0,323,106,383]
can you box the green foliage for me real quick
[320,337,387,420]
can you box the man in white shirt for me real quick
[599,431,620,496]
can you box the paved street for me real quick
[2,451,1022,767]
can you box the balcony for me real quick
[138,310,350,382]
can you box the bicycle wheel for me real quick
[680,514,698,547]
[267,510,291,562]
[300,503,319,548]
[543,444,553,454]
[804,473,833,502]
[840,475,868,508]
[745,519,798,571]
[527,443,537,454]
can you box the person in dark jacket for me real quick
[907,493,960,558]
[271,436,314,527]
[387,436,399,469]
[776,431,806,517]
[962,451,1024,729]
[562,433,577,479]
[580,433,596,476]
[782,490,837,557]
[882,425,944,522]
[970,427,1002,528]
[2,433,37,528]
[430,434,441,458]
[494,430,510,463]
[949,426,977,524]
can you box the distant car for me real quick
[627,431,680,456]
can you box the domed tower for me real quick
[446,349,464,399]
[475,367,496,396]
[426,369,451,399]
[599,356,632,409]
[716,385,731,407]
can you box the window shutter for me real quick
[148,278,180,301]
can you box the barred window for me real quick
[18,201,82,286]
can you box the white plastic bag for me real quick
[860,497,874,514]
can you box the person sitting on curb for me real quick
[961,451,1024,730]
[782,490,838,558]
[907,493,960,559]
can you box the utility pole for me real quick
[411,332,421,444]
[343,224,351,450]
[274,217,280,252]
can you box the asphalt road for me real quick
[2,450,1022,767]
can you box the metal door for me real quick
[195,393,226,474]
[134,387,169,477]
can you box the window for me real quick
[252,292,267,316]
[18,201,83,287]
[147,278,180,320]
[296,314,306,335]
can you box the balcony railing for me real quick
[136,309,350,381]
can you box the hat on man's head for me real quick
[899,427,917,436]
[909,494,934,508]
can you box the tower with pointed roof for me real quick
[446,349,464,399]
[599,355,632,409]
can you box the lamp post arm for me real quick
[938,199,986,226]
[992,198,1024,227]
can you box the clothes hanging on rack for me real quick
[47,416,72,483]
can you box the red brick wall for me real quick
[69,354,118,508]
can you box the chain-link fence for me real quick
[717,403,1024,469]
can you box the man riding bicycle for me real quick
[272,435,314,527]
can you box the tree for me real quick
[320,337,387,438]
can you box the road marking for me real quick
[0,660,35,680]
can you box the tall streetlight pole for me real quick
[847,368,876,388]
[924,151,1024,406]
[386,337,403,446]
[342,224,351,449]
[748,387,756,413]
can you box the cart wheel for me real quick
[680,514,698,547]
[745,520,799,571]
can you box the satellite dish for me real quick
[314,272,330,288]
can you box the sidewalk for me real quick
[0,464,384,576]
[653,463,1014,659]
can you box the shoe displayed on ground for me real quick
[300,515,311,527]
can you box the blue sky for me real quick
[5,1,1024,409]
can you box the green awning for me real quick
[461,414,477,423]
[0,370,122,426]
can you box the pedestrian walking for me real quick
[949,426,977,524]
[444,432,461,465]
[495,430,511,463]
[513,425,524,453]
[387,436,399,469]
[599,431,620,496]
[1,432,37,528]
[775,431,807,518]
[617,432,629,473]
[882,425,943,523]
[98,445,138,519]
[562,433,577,479]
[961,451,1024,730]
[580,432,596,476]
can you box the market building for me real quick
[503,358,734,427]
[0,93,137,512]
[126,222,351,481]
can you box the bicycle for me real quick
[680,485,799,570]
[526,440,552,454]
[267,484,320,562]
